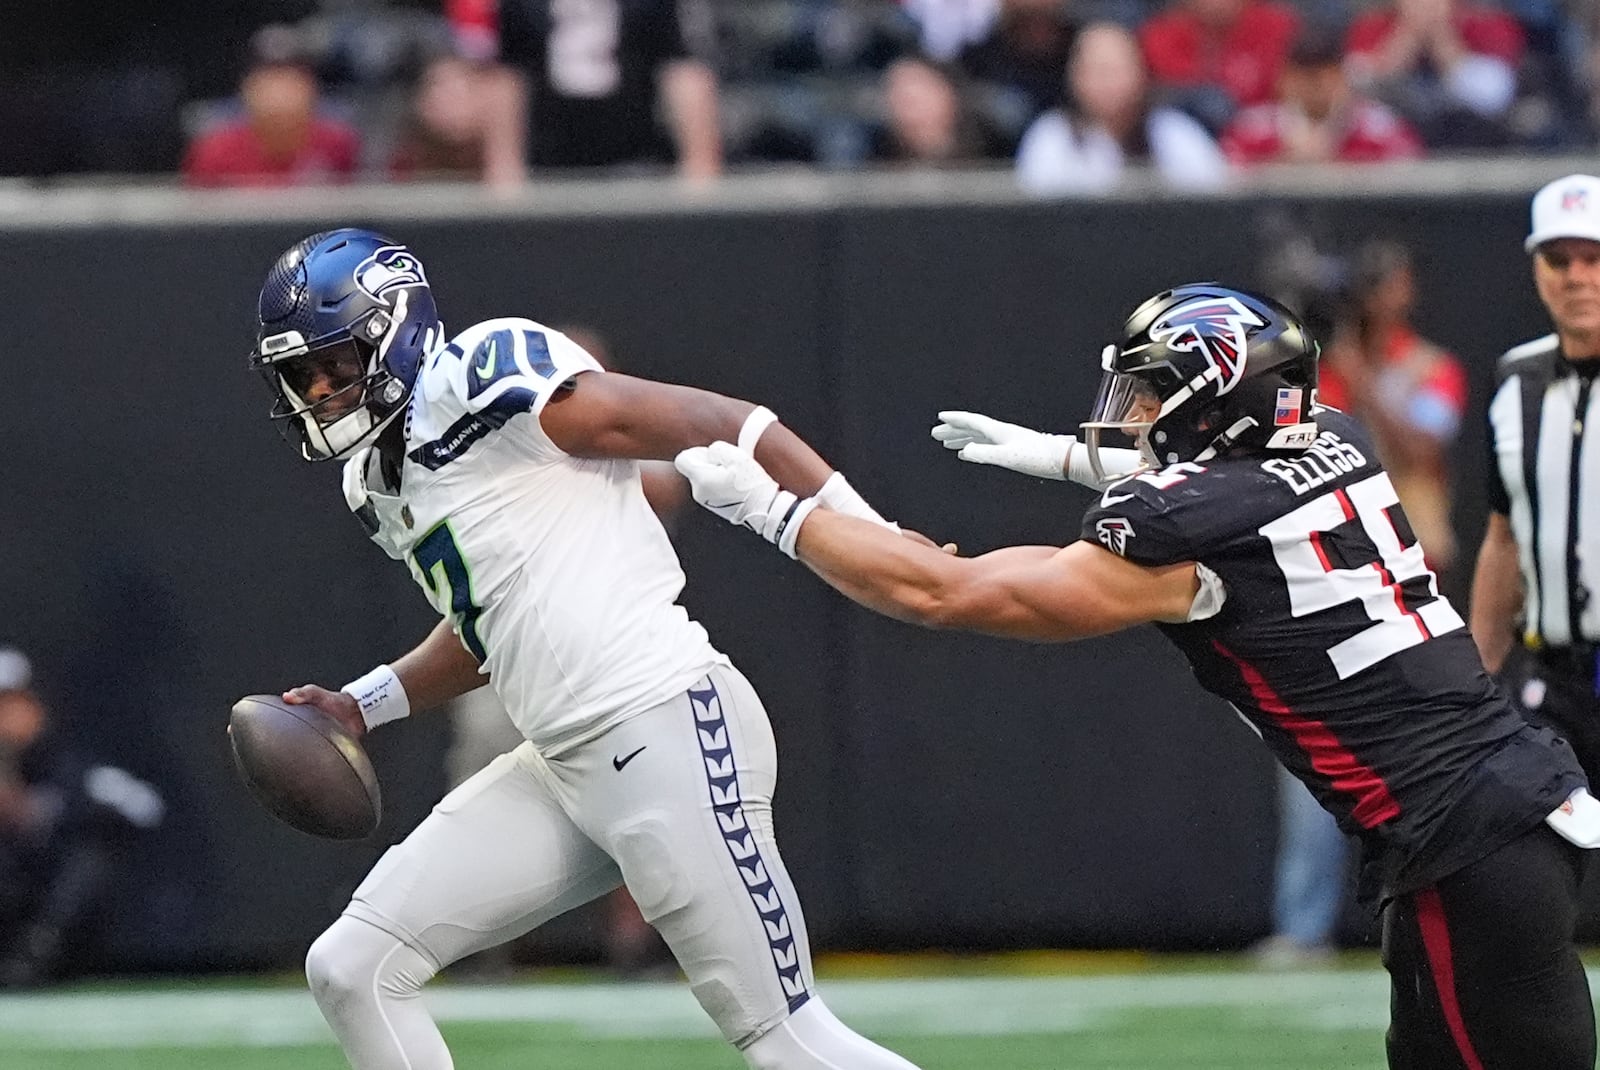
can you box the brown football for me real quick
[228,694,382,840]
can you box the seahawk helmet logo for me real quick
[1095,517,1135,556]
[354,246,427,300]
[1147,295,1265,397]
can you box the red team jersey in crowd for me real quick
[445,0,500,58]
[1316,326,1468,416]
[183,120,361,188]
[1139,1,1300,108]
[1221,99,1423,164]
[1345,5,1525,66]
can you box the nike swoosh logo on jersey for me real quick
[1099,491,1135,507]
[474,338,498,380]
[612,746,647,772]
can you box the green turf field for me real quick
[0,957,1531,1070]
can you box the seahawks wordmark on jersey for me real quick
[1083,409,1583,893]
[342,318,725,754]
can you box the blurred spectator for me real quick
[1015,22,1227,193]
[1139,0,1299,132]
[483,0,724,178]
[903,0,1003,61]
[1574,6,1600,142]
[869,55,1006,164]
[183,25,362,188]
[770,1,920,75]
[1253,768,1349,969]
[1344,0,1525,148]
[959,0,1080,121]
[1222,30,1424,165]
[0,648,164,987]
[1320,240,1468,573]
[389,52,528,188]
[448,0,502,62]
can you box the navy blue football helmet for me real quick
[251,229,443,460]
[1081,283,1319,482]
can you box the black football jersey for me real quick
[1081,409,1584,893]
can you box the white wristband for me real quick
[773,496,821,559]
[815,471,899,532]
[738,406,780,453]
[342,664,411,731]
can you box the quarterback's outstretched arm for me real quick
[676,443,1201,642]
[541,372,834,495]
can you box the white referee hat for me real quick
[1526,174,1600,252]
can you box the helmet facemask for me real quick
[1080,345,1181,485]
[254,291,419,461]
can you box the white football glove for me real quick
[932,410,1073,481]
[932,410,1144,487]
[675,442,818,558]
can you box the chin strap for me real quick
[1192,417,1258,464]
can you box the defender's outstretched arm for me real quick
[676,442,1201,642]
[793,509,1199,641]
[932,410,1146,486]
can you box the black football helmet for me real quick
[1081,283,1319,483]
[250,229,444,460]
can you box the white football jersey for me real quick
[342,318,726,754]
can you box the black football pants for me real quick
[1383,825,1594,1070]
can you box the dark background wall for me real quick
[0,190,1557,969]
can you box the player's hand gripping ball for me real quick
[228,693,382,839]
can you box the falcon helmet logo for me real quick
[354,246,427,300]
[1095,517,1135,556]
[1148,296,1265,397]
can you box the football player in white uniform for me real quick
[246,229,923,1070]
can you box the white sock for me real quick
[741,998,924,1070]
[305,914,453,1070]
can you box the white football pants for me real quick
[305,664,921,1070]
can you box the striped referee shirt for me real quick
[1487,334,1600,647]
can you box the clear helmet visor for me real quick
[1079,368,1165,485]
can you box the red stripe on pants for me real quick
[1415,887,1487,1070]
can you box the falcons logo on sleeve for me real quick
[1095,517,1135,556]
[1148,296,1265,396]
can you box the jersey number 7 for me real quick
[413,520,488,663]
[1259,472,1464,679]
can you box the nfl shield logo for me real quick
[1274,387,1303,426]
[1564,188,1589,213]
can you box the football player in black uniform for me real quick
[675,284,1598,1069]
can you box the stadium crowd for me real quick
[2,0,1599,189]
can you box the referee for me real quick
[1472,173,1600,783]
